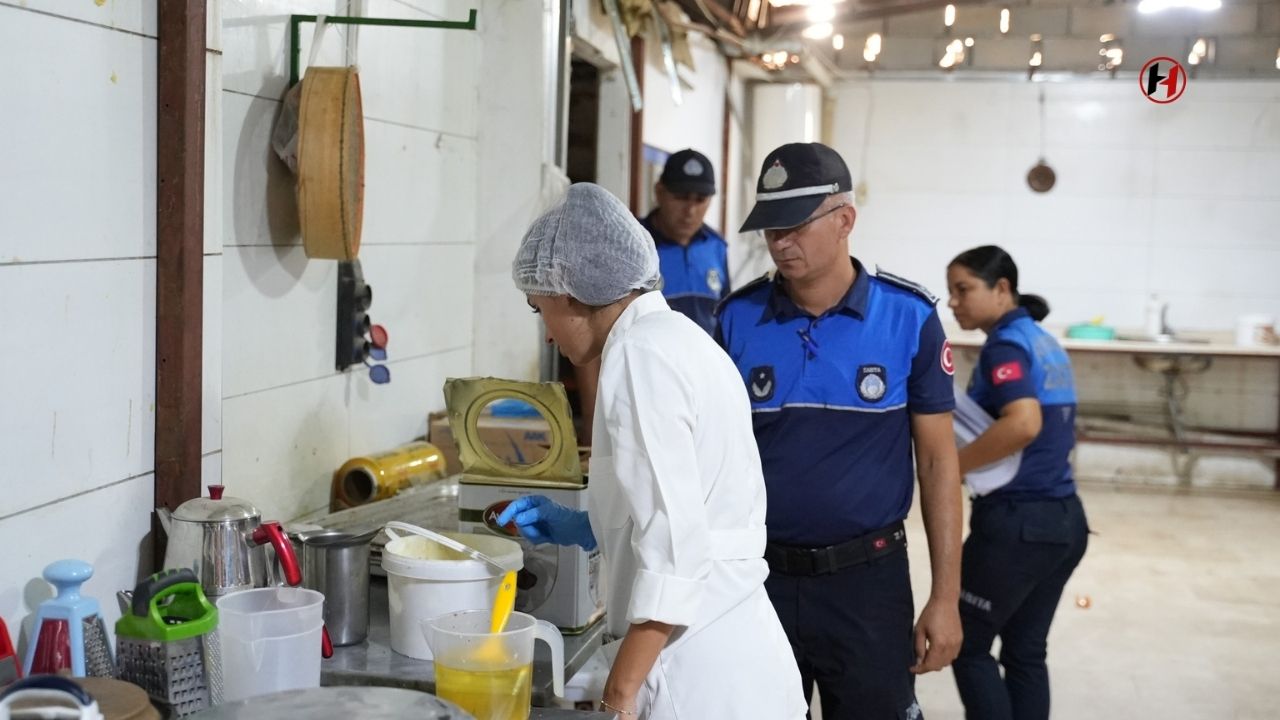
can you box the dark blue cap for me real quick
[740,142,852,232]
[660,149,716,196]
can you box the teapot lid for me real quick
[172,485,261,522]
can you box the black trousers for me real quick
[766,547,923,720]
[952,494,1089,720]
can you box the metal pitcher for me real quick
[291,528,378,646]
[157,485,303,600]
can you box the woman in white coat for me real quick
[497,183,806,720]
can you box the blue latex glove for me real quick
[496,495,597,551]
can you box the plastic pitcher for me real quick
[216,587,324,702]
[423,610,563,720]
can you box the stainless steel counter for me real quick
[321,577,607,710]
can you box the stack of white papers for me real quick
[953,392,1022,496]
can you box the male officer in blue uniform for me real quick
[640,149,729,334]
[716,143,964,719]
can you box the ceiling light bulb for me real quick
[1276,48,1280,70]
[833,33,845,50]
[1100,33,1116,43]
[944,4,956,27]
[940,53,956,69]
[1187,51,1200,65]
[867,33,882,54]
[1192,38,1207,56]
[1000,8,1010,34]
[1137,0,1221,13]
[802,22,834,39]
[807,4,836,23]
[1029,50,1042,67]
[964,37,974,47]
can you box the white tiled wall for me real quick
[0,0,161,649]
[219,0,486,521]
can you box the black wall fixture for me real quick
[336,260,373,371]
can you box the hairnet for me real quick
[512,183,661,307]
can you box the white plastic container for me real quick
[381,530,523,660]
[1236,314,1276,347]
[216,587,324,702]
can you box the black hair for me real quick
[949,245,1050,322]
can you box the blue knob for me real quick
[43,559,93,600]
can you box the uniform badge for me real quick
[762,160,788,190]
[748,366,775,402]
[941,340,955,376]
[706,269,723,294]
[856,364,887,402]
[683,158,703,176]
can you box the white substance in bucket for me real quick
[381,532,523,660]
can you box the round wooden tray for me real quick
[297,66,365,260]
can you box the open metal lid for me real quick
[443,377,583,489]
[172,485,260,523]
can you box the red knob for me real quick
[208,485,225,500]
[370,324,388,350]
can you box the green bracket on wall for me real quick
[289,11,479,87]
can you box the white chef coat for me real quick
[588,291,806,720]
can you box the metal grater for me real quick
[82,614,114,677]
[116,568,219,717]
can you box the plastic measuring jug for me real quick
[215,587,324,702]
[423,610,564,720]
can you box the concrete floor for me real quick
[866,483,1280,720]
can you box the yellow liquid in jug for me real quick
[436,663,532,720]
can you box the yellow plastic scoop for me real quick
[490,571,517,633]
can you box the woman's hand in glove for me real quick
[496,495,597,551]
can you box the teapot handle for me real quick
[252,522,303,586]
[533,620,565,698]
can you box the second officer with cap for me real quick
[716,143,964,719]
[640,149,730,335]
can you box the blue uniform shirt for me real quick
[715,259,956,546]
[967,308,1078,500]
[641,212,729,335]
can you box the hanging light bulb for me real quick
[1275,48,1280,70]
[1000,8,1010,34]
[1029,50,1043,67]
[802,22,834,39]
[833,33,845,50]
[944,4,956,28]
[807,3,836,22]
[863,33,881,63]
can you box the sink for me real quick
[1115,333,1210,345]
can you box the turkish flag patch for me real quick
[940,340,955,376]
[992,361,1024,385]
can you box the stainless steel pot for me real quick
[292,528,377,646]
[157,485,303,600]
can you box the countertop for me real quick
[322,577,608,711]
[946,327,1280,358]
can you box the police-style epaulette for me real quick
[875,266,939,304]
[714,272,773,316]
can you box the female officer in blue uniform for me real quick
[945,245,1089,720]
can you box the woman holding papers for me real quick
[945,245,1089,720]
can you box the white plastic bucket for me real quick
[216,587,325,702]
[381,530,523,660]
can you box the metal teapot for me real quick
[157,485,302,599]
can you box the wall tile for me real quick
[362,121,478,245]
[357,0,480,135]
[221,373,349,521]
[0,473,154,648]
[2,0,156,37]
[223,245,336,398]
[0,12,156,263]
[222,92,301,248]
[0,260,155,516]
[204,256,224,456]
[348,347,472,454]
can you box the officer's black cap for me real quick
[659,149,716,196]
[739,142,852,233]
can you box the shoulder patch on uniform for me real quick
[715,272,772,317]
[875,266,938,305]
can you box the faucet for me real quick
[1160,302,1173,337]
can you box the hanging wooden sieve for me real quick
[296,66,365,260]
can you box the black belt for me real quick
[765,522,907,576]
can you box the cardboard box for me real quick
[428,411,557,476]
